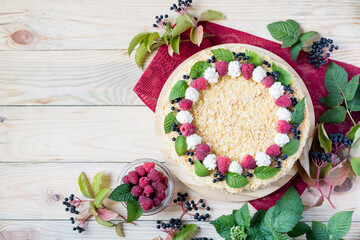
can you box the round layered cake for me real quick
[159,44,311,193]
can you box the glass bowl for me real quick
[117,158,175,216]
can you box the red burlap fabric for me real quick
[133,22,360,210]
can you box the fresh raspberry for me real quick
[190,77,207,90]
[275,95,292,108]
[139,177,151,188]
[180,123,197,137]
[178,99,193,111]
[127,171,139,185]
[122,175,130,184]
[241,63,254,80]
[153,197,162,207]
[241,154,257,169]
[195,143,211,160]
[130,186,143,197]
[143,162,155,173]
[266,144,281,156]
[143,185,155,197]
[155,190,166,200]
[215,61,228,76]
[261,76,275,88]
[135,166,146,177]
[139,195,154,211]
[152,181,167,192]
[147,168,162,182]
[162,176,168,185]
[216,156,231,174]
[276,120,292,134]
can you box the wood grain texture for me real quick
[0,50,145,105]
[0,107,161,162]
[154,43,315,202]
[0,0,359,67]
[1,220,360,240]
[0,163,359,222]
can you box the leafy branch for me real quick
[128,1,224,67]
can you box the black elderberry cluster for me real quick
[232,51,249,61]
[329,133,352,147]
[183,74,190,80]
[274,155,287,169]
[73,226,84,233]
[157,218,185,231]
[262,60,271,68]
[283,84,294,94]
[206,55,216,63]
[153,14,169,28]
[290,97,298,106]
[291,123,301,140]
[171,122,182,134]
[266,71,279,79]
[192,238,214,240]
[310,152,332,163]
[186,151,195,165]
[243,172,254,178]
[170,0,192,11]
[309,37,339,69]
[212,171,225,183]
[62,194,79,214]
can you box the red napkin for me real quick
[134,22,360,210]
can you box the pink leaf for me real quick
[297,161,317,187]
[168,44,173,57]
[324,161,351,186]
[97,208,118,221]
[190,25,204,46]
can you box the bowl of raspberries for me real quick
[118,158,174,215]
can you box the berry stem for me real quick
[342,93,356,126]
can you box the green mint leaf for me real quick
[273,211,302,233]
[169,80,188,101]
[350,158,360,176]
[175,136,187,156]
[197,10,224,22]
[173,224,198,240]
[318,106,346,123]
[170,35,180,54]
[290,40,303,62]
[88,201,98,216]
[281,36,298,48]
[324,62,348,94]
[306,230,316,240]
[346,124,360,140]
[276,187,304,215]
[135,42,148,67]
[311,221,330,240]
[328,211,354,240]
[281,139,300,156]
[251,210,266,227]
[226,172,249,188]
[92,170,105,196]
[115,223,124,237]
[190,25,204,46]
[247,226,265,240]
[272,232,291,240]
[272,63,291,86]
[94,188,111,208]
[260,205,281,235]
[78,172,94,199]
[108,184,133,202]
[144,32,160,52]
[189,61,211,78]
[235,203,251,228]
[210,214,237,239]
[211,48,235,63]
[128,32,151,56]
[344,74,359,101]
[126,199,143,222]
[164,112,178,134]
[299,31,317,43]
[254,166,280,179]
[172,14,195,37]
[348,87,360,111]
[319,93,343,107]
[291,98,305,124]
[318,124,332,153]
[287,221,311,238]
[95,215,114,227]
[194,159,209,177]
[245,49,262,67]
[267,19,300,41]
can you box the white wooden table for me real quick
[0,0,359,239]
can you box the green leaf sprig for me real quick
[211,187,354,240]
[267,19,317,62]
[319,62,360,125]
[128,3,224,67]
